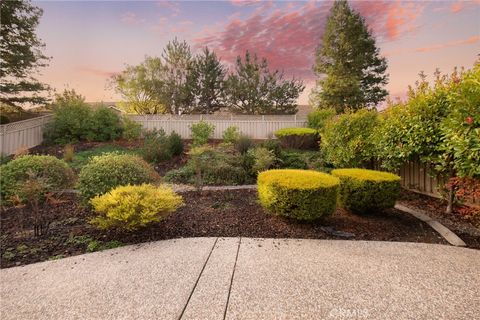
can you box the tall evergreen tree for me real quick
[312,0,388,113]
[161,38,193,114]
[0,0,50,109]
[187,47,226,114]
[224,51,304,115]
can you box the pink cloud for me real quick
[230,0,263,7]
[78,66,116,78]
[415,35,480,53]
[120,12,144,25]
[450,1,464,13]
[195,1,426,81]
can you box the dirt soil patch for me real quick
[1,189,452,268]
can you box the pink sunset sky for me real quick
[34,0,480,105]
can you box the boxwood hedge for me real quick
[331,168,401,214]
[257,169,339,220]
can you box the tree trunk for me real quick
[445,183,455,214]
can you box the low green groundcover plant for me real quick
[68,145,138,171]
[90,184,183,231]
[331,168,401,214]
[0,155,75,205]
[257,169,339,220]
[77,153,160,204]
[274,127,319,150]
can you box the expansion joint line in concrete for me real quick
[178,237,219,320]
[223,237,242,320]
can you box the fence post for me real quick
[0,124,5,156]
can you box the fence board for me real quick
[0,115,53,156]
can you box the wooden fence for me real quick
[128,114,307,140]
[0,115,53,156]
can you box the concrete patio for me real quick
[1,238,479,320]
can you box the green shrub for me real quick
[77,153,159,203]
[321,109,380,168]
[164,146,250,187]
[44,90,124,144]
[258,169,339,220]
[168,131,184,156]
[279,150,307,169]
[0,114,10,124]
[0,155,75,204]
[190,121,215,147]
[260,139,282,158]
[331,168,401,214]
[307,108,336,131]
[274,127,319,149]
[86,106,123,142]
[235,135,254,154]
[248,147,276,174]
[141,129,172,163]
[222,126,241,143]
[43,90,92,144]
[69,145,137,171]
[90,184,183,231]
[122,116,142,141]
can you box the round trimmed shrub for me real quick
[331,168,401,214]
[90,184,184,231]
[0,155,75,204]
[77,153,160,203]
[257,169,339,220]
[274,127,319,150]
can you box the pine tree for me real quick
[187,47,226,114]
[312,0,388,113]
[0,0,51,109]
[224,51,304,115]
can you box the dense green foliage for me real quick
[190,121,215,147]
[331,168,401,214]
[0,155,74,204]
[248,147,276,174]
[224,51,304,115]
[113,41,302,115]
[122,116,143,141]
[307,108,336,131]
[274,128,319,150]
[77,153,160,203]
[164,145,251,187]
[187,47,226,113]
[86,106,123,142]
[44,90,123,144]
[258,169,339,220]
[0,0,50,109]
[141,129,172,163]
[322,109,379,168]
[376,65,480,180]
[222,126,241,143]
[90,184,183,231]
[311,0,388,112]
[68,145,138,171]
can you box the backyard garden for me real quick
[1,62,479,268]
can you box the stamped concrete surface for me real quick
[1,238,479,320]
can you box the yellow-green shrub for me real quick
[258,169,339,220]
[90,184,184,230]
[274,127,318,149]
[331,168,401,214]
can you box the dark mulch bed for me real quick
[398,189,480,249]
[1,189,449,269]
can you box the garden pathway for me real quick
[1,238,479,320]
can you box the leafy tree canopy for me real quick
[0,0,50,109]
